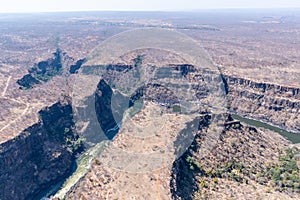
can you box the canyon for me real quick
[0,10,299,200]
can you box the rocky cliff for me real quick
[0,101,82,200]
[58,58,299,199]
[224,75,300,132]
[17,49,85,89]
[170,114,300,200]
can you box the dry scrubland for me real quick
[0,11,299,200]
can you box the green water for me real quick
[232,114,300,144]
[53,140,109,199]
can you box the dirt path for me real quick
[2,76,11,97]
[0,103,29,132]
[0,75,33,133]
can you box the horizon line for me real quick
[0,7,300,14]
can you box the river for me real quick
[43,113,300,199]
[232,114,300,144]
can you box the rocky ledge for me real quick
[224,75,300,132]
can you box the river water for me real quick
[43,113,300,199]
[232,114,300,144]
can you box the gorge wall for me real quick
[0,101,82,200]
[224,75,300,132]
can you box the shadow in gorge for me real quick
[0,101,82,200]
[170,115,211,200]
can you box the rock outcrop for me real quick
[0,101,82,200]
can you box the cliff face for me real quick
[224,75,300,132]
[62,58,300,199]
[17,49,85,89]
[95,79,129,140]
[0,101,81,200]
[17,49,65,89]
[69,58,86,74]
[170,114,300,200]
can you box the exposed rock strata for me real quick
[224,75,300,132]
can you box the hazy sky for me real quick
[1,0,300,13]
